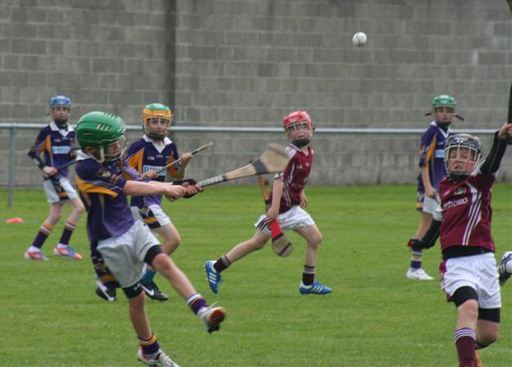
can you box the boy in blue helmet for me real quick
[25,95,84,260]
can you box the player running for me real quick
[409,123,512,367]
[75,111,225,366]
[24,95,84,261]
[125,103,193,301]
[406,94,457,280]
[204,111,332,296]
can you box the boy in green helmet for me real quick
[75,111,225,366]
[406,94,457,280]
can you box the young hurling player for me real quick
[75,111,225,367]
[204,111,332,296]
[409,123,512,367]
[125,103,193,301]
[25,95,84,260]
[406,95,457,280]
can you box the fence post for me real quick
[7,124,16,208]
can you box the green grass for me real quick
[0,184,511,367]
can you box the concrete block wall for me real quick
[0,0,511,186]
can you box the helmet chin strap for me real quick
[54,118,68,128]
[292,139,310,148]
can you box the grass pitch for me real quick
[0,184,511,366]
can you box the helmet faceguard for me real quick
[142,103,173,141]
[444,134,482,180]
[432,94,456,127]
[49,95,72,128]
[76,111,127,163]
[282,111,313,148]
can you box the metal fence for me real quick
[0,122,497,208]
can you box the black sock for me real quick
[214,255,231,273]
[302,265,315,285]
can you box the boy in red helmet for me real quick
[204,111,332,295]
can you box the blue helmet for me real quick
[48,95,72,109]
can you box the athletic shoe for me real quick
[299,281,332,295]
[204,260,222,294]
[406,268,433,280]
[198,305,226,333]
[95,285,117,302]
[498,251,512,285]
[24,249,48,261]
[137,348,181,367]
[141,281,169,301]
[53,245,82,260]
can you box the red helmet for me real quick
[282,111,312,130]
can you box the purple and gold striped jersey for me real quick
[417,121,452,191]
[75,152,135,241]
[27,121,75,177]
[126,135,180,207]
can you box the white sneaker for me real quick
[137,348,181,367]
[198,305,226,333]
[406,268,433,280]
[499,251,512,285]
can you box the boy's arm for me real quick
[27,129,57,177]
[123,179,199,200]
[408,207,443,250]
[479,123,512,176]
[420,166,436,197]
[266,177,283,221]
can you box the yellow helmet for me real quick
[142,103,173,140]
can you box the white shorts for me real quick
[43,177,78,204]
[255,206,315,235]
[422,195,439,215]
[130,204,172,229]
[97,221,159,288]
[441,253,501,309]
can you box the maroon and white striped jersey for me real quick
[273,144,313,213]
[434,168,495,252]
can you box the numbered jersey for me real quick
[273,144,313,214]
[434,167,495,252]
[27,121,75,178]
[126,135,180,207]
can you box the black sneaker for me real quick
[499,251,512,286]
[95,285,117,302]
[141,281,169,301]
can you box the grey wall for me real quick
[1,0,511,186]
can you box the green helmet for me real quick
[432,94,456,109]
[76,111,126,150]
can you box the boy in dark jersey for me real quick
[409,123,512,367]
[204,111,331,296]
[75,111,225,366]
[406,94,457,280]
[126,103,193,301]
[25,95,84,260]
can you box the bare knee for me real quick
[458,299,479,321]
[129,291,145,310]
[162,237,181,254]
[308,233,323,249]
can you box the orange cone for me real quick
[6,217,24,224]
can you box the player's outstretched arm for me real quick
[123,180,186,199]
[480,123,512,176]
